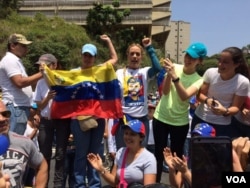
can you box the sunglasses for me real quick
[0,111,11,118]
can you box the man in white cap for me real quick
[0,33,44,135]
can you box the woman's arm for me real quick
[232,137,250,171]
[168,169,183,188]
[101,35,118,66]
[87,153,117,186]
[143,174,156,185]
[163,147,183,188]
[35,90,56,111]
[173,78,199,100]
[162,74,172,95]
[142,37,161,78]
[163,58,200,100]
[172,154,191,187]
[197,82,210,104]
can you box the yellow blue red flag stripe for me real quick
[44,63,123,119]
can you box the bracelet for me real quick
[223,108,229,116]
[172,77,180,83]
[100,169,106,175]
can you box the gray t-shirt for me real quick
[115,147,156,185]
[0,131,44,188]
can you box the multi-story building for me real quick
[19,0,171,47]
[165,20,191,64]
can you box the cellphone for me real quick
[166,52,170,59]
[211,97,218,107]
[191,136,232,188]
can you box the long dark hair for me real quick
[222,47,249,79]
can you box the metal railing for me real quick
[22,0,152,7]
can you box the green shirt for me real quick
[154,64,203,126]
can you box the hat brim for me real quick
[35,60,52,65]
[183,50,199,59]
[122,125,145,136]
[18,41,32,45]
[122,124,137,133]
[192,130,202,135]
[82,50,95,56]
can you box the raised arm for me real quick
[142,37,161,78]
[163,58,201,100]
[100,34,118,66]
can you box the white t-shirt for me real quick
[195,68,249,125]
[24,123,39,150]
[234,84,250,125]
[0,52,33,106]
[33,78,52,118]
[116,67,150,117]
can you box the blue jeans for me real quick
[6,103,30,135]
[38,118,71,188]
[71,118,105,188]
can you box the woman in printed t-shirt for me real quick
[114,37,161,150]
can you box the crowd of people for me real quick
[0,32,250,188]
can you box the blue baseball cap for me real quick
[192,123,216,137]
[123,119,146,136]
[81,44,97,56]
[183,42,207,59]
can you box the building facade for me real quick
[165,20,190,64]
[19,0,171,47]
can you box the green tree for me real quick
[0,12,113,75]
[0,0,23,18]
[86,0,152,65]
[86,0,130,38]
[242,45,250,65]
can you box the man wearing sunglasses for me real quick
[0,100,48,187]
[0,33,44,135]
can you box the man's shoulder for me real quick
[1,52,18,62]
[9,131,31,141]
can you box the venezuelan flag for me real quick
[44,63,123,119]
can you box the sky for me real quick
[171,0,250,56]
